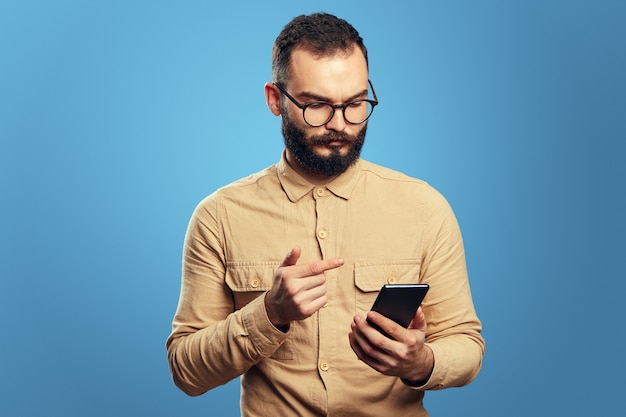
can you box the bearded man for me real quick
[167,12,484,417]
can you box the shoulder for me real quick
[194,164,279,213]
[356,159,456,220]
[359,159,443,197]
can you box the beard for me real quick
[282,114,367,177]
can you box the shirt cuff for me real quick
[241,293,290,357]
[401,342,446,390]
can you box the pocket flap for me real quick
[225,262,277,292]
[354,260,421,292]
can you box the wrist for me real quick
[264,292,290,331]
[405,344,434,385]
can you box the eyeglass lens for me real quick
[304,101,374,126]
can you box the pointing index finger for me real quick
[306,257,344,276]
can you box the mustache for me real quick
[309,131,357,145]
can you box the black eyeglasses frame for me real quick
[274,80,379,127]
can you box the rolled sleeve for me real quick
[242,294,290,357]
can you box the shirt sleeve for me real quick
[165,195,289,396]
[408,188,485,390]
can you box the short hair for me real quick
[272,12,368,85]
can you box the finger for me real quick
[299,290,328,316]
[348,330,368,360]
[355,315,394,354]
[366,311,405,342]
[305,257,344,276]
[295,277,328,301]
[349,319,372,360]
[408,307,427,332]
[349,320,388,368]
[281,257,344,281]
[280,245,302,267]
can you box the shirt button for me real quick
[317,229,327,239]
[387,276,397,284]
[315,187,325,197]
[320,362,329,372]
[250,277,260,288]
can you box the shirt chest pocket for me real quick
[354,260,422,316]
[225,262,276,310]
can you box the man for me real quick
[167,12,484,417]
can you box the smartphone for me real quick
[367,283,429,338]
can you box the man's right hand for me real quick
[265,246,344,329]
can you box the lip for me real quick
[322,138,351,146]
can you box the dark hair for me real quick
[272,12,368,85]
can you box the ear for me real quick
[264,82,282,116]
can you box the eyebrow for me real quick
[297,88,369,103]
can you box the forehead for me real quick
[287,46,369,99]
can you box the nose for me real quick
[324,107,347,132]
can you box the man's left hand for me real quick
[348,307,434,383]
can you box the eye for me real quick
[307,102,330,110]
[348,100,366,108]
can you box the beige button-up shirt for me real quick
[167,153,484,417]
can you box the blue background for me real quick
[1,1,624,415]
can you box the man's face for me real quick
[280,47,370,178]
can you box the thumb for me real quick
[408,307,427,332]
[280,245,301,267]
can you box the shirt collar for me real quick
[276,150,361,202]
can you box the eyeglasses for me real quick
[274,80,379,127]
